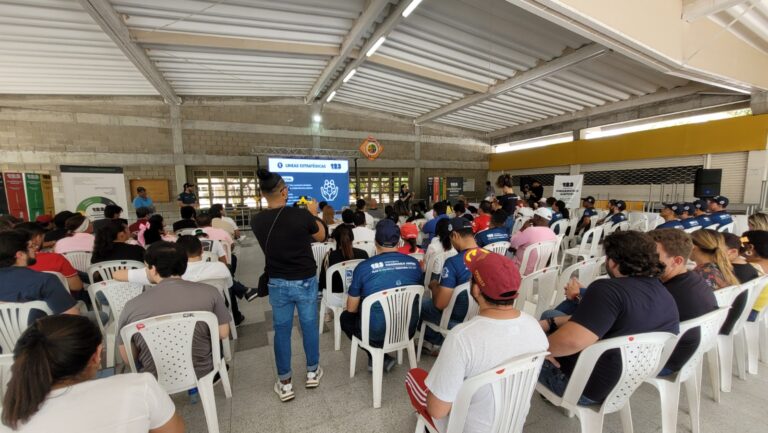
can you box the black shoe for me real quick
[234,314,246,327]
[244,288,259,302]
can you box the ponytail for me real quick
[2,315,102,429]
[406,238,417,253]
[692,229,740,287]
[92,220,125,262]
[332,224,355,260]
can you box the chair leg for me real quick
[198,378,220,433]
[318,299,325,335]
[398,349,403,365]
[656,380,680,433]
[734,331,747,380]
[743,322,759,375]
[106,331,115,368]
[333,310,342,351]
[350,339,359,378]
[219,361,232,399]
[706,348,720,402]
[414,416,425,433]
[619,403,633,433]
[717,336,734,393]
[684,375,701,433]
[371,349,384,408]
[407,340,418,369]
[416,322,427,363]
[577,408,605,433]
[760,319,768,363]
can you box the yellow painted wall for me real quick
[490,114,768,171]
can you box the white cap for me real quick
[517,207,534,218]
[534,207,552,220]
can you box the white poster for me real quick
[553,175,584,210]
[60,165,128,220]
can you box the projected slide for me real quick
[268,158,349,210]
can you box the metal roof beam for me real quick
[78,0,180,105]
[305,0,390,103]
[682,0,750,22]
[414,43,607,124]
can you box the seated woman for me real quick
[319,225,368,295]
[53,214,95,254]
[322,205,339,233]
[91,219,146,264]
[140,214,175,247]
[423,218,453,273]
[690,229,739,290]
[2,315,184,433]
[398,223,424,255]
[741,231,768,322]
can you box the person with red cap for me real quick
[398,222,424,255]
[405,248,548,433]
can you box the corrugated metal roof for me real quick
[711,0,768,56]
[0,0,157,94]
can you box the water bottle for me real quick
[188,387,199,404]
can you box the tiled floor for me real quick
[171,237,767,433]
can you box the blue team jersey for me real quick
[656,220,685,230]
[348,252,422,341]
[695,214,715,228]
[549,212,563,226]
[709,211,733,227]
[422,214,448,245]
[609,213,627,224]
[475,227,509,247]
[437,250,471,322]
[583,208,597,218]
[680,217,700,229]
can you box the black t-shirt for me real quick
[172,219,198,232]
[319,248,369,293]
[719,263,759,335]
[733,263,759,284]
[662,272,717,371]
[558,277,679,402]
[92,242,146,264]
[44,228,68,243]
[531,185,544,200]
[252,206,320,280]
[496,194,518,214]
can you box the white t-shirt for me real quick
[127,259,233,289]
[352,226,375,242]
[425,314,549,433]
[11,373,175,433]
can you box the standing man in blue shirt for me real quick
[132,186,155,214]
[475,210,510,247]
[421,202,449,248]
[177,182,198,208]
[655,203,685,230]
[692,199,715,228]
[341,219,423,372]
[420,217,476,354]
[707,195,733,228]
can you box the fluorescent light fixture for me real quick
[326,91,337,103]
[366,37,386,57]
[494,132,573,154]
[583,108,750,140]
[312,114,322,123]
[342,69,357,83]
[402,0,424,17]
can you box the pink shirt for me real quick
[202,227,233,247]
[509,226,557,274]
[54,233,95,254]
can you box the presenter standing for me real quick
[177,183,198,208]
[132,186,155,214]
[399,183,413,207]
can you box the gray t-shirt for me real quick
[116,278,231,378]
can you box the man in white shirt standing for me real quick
[405,248,548,433]
[352,211,376,242]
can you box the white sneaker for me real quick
[274,380,295,402]
[306,367,323,388]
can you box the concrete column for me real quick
[743,150,768,204]
[751,92,768,115]
[169,104,186,190]
[413,124,422,199]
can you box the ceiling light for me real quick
[402,0,424,17]
[312,114,322,123]
[366,37,386,57]
[343,69,357,83]
[326,91,337,103]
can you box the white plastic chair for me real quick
[759,307,768,364]
[408,252,424,262]
[87,281,144,368]
[537,332,675,433]
[563,226,604,265]
[176,228,200,236]
[414,351,549,433]
[62,251,92,274]
[550,218,570,236]
[416,282,478,362]
[515,266,560,319]
[423,250,457,287]
[201,251,219,262]
[121,311,232,433]
[485,241,510,256]
[717,223,735,233]
[349,285,423,408]
[43,271,69,292]
[311,242,334,278]
[683,225,702,234]
[199,277,239,342]
[87,260,145,283]
[554,257,606,307]
[648,216,665,230]
[518,239,558,276]
[645,308,729,433]
[0,301,53,354]
[353,240,377,258]
[604,220,629,237]
[319,259,364,351]
[0,354,12,400]
[744,302,768,375]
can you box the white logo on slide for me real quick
[320,179,339,201]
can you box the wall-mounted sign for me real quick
[359,136,383,161]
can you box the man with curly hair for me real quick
[537,231,680,405]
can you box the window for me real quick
[193,169,258,208]
[350,171,410,206]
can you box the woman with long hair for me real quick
[722,232,760,283]
[690,229,739,289]
[318,224,368,296]
[423,218,454,273]
[1,315,183,432]
[140,214,167,247]
[91,219,145,264]
[741,231,768,322]
[748,212,768,231]
[384,205,398,223]
[494,174,518,215]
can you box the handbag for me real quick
[257,206,284,297]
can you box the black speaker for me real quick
[694,168,722,198]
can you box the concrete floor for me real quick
[171,236,767,433]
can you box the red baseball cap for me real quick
[400,223,418,240]
[464,248,522,301]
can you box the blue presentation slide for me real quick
[268,158,350,211]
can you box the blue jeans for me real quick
[538,360,600,406]
[420,298,460,346]
[268,276,320,381]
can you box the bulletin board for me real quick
[129,179,171,202]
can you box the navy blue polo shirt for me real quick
[437,250,471,322]
[178,192,197,205]
[709,211,733,227]
[695,214,715,228]
[609,213,627,224]
[0,267,76,321]
[656,220,685,230]
[680,217,701,229]
[475,227,509,247]
[583,208,597,218]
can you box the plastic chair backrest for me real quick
[673,307,730,382]
[424,249,457,287]
[0,354,12,400]
[120,311,222,394]
[726,277,767,336]
[198,278,230,292]
[202,251,218,262]
[518,239,558,275]
[648,216,665,230]
[516,266,560,318]
[629,218,649,232]
[360,285,423,351]
[486,241,510,256]
[43,271,69,292]
[717,223,734,233]
[551,219,569,236]
[87,281,145,336]
[437,282,479,329]
[713,284,743,308]
[62,251,92,273]
[311,242,334,275]
[444,351,549,433]
[683,225,702,234]
[563,332,674,414]
[511,217,528,235]
[408,252,424,262]
[352,240,377,258]
[0,301,52,354]
[324,259,364,308]
[605,220,630,235]
[578,225,603,257]
[176,228,199,236]
[88,260,145,283]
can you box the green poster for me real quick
[24,173,45,220]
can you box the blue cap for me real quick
[615,200,626,211]
[663,203,679,212]
[709,195,729,207]
[677,203,693,216]
[447,217,473,233]
[693,199,708,211]
[375,219,400,248]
